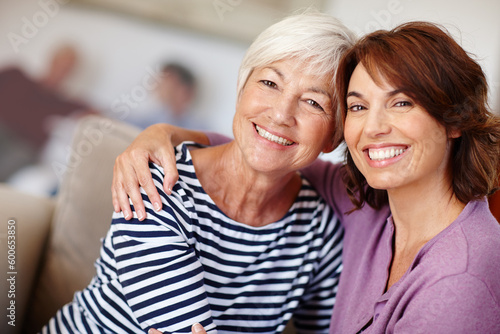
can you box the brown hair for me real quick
[335,21,500,210]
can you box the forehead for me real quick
[267,57,331,74]
[348,63,397,93]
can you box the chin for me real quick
[364,176,398,191]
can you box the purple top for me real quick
[208,134,500,333]
[303,159,500,334]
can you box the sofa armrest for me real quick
[0,184,54,334]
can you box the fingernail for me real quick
[154,202,161,211]
[167,186,173,194]
[193,323,203,333]
[124,211,130,219]
[138,211,144,220]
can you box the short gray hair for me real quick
[236,11,357,98]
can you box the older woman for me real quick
[42,12,356,334]
[114,22,500,334]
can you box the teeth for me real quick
[368,147,406,161]
[255,125,293,146]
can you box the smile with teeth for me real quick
[255,125,294,146]
[368,147,407,161]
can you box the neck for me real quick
[384,176,465,291]
[191,142,302,226]
[387,176,465,246]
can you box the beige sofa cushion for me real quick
[0,184,54,334]
[24,115,140,332]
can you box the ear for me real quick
[449,128,461,139]
[322,140,336,154]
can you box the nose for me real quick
[270,94,296,127]
[363,106,391,138]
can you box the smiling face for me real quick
[344,64,457,193]
[232,58,336,175]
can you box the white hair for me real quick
[236,11,357,98]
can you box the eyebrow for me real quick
[347,91,362,98]
[264,66,333,99]
[347,88,406,99]
[310,87,333,99]
[265,66,285,80]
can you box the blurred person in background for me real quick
[0,43,96,195]
[128,62,204,130]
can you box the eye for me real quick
[306,99,324,111]
[392,99,414,112]
[261,80,277,89]
[348,104,366,112]
[394,101,413,107]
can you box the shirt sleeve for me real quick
[111,168,218,333]
[393,274,500,333]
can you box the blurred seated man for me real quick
[0,44,94,193]
[128,62,203,130]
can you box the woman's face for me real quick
[232,58,336,175]
[344,64,457,193]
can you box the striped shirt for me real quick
[43,143,344,334]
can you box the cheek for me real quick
[318,122,336,152]
[237,89,268,118]
[343,117,358,150]
[409,119,448,155]
[232,102,246,134]
[302,114,335,142]
[421,130,450,165]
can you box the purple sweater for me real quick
[208,134,500,333]
[303,159,500,333]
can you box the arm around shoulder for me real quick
[112,123,210,220]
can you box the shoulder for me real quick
[109,143,201,238]
[291,179,344,257]
[401,272,500,333]
[417,200,500,305]
[460,201,500,302]
[0,67,37,92]
[149,142,200,194]
[0,67,26,80]
[296,177,338,222]
[451,200,500,278]
[301,160,353,216]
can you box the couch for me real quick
[0,115,141,333]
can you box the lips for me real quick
[255,124,294,146]
[367,146,407,161]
